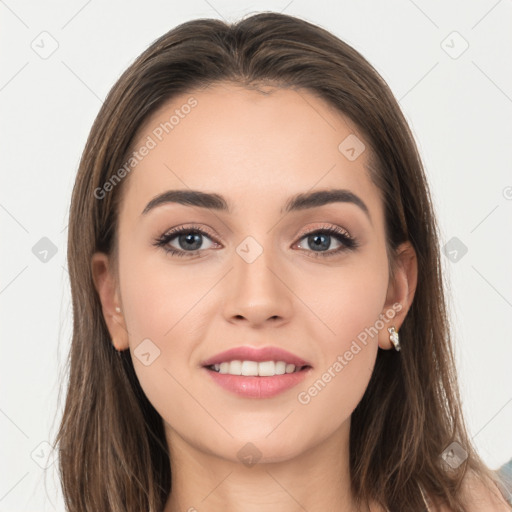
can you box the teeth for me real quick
[212,360,304,376]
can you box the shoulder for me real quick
[431,470,511,512]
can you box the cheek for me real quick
[294,248,390,352]
[290,251,388,418]
[117,246,216,420]
[292,293,384,441]
[118,241,207,343]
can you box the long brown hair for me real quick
[55,11,505,511]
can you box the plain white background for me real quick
[1,1,511,510]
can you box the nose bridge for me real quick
[222,234,292,325]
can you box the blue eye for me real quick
[153,224,358,258]
[294,225,358,258]
[153,225,217,257]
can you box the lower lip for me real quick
[203,366,311,398]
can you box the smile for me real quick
[207,360,309,376]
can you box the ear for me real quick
[378,241,418,350]
[91,252,129,351]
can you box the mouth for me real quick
[205,360,312,376]
[200,346,312,397]
[203,361,313,399]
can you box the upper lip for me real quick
[201,346,311,368]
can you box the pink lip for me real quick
[201,346,311,367]
[203,366,312,398]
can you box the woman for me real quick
[55,11,511,512]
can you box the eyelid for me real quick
[162,223,220,242]
[294,223,352,240]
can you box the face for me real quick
[94,82,409,465]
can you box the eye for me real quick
[153,223,359,259]
[294,224,358,258]
[152,224,220,257]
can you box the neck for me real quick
[162,419,382,512]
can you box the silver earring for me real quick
[388,326,401,352]
[115,306,121,313]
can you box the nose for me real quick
[222,244,293,327]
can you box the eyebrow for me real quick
[141,188,371,223]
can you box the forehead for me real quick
[121,82,381,222]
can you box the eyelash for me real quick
[152,223,359,259]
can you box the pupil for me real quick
[309,234,329,251]
[180,233,202,250]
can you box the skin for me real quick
[92,82,419,512]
